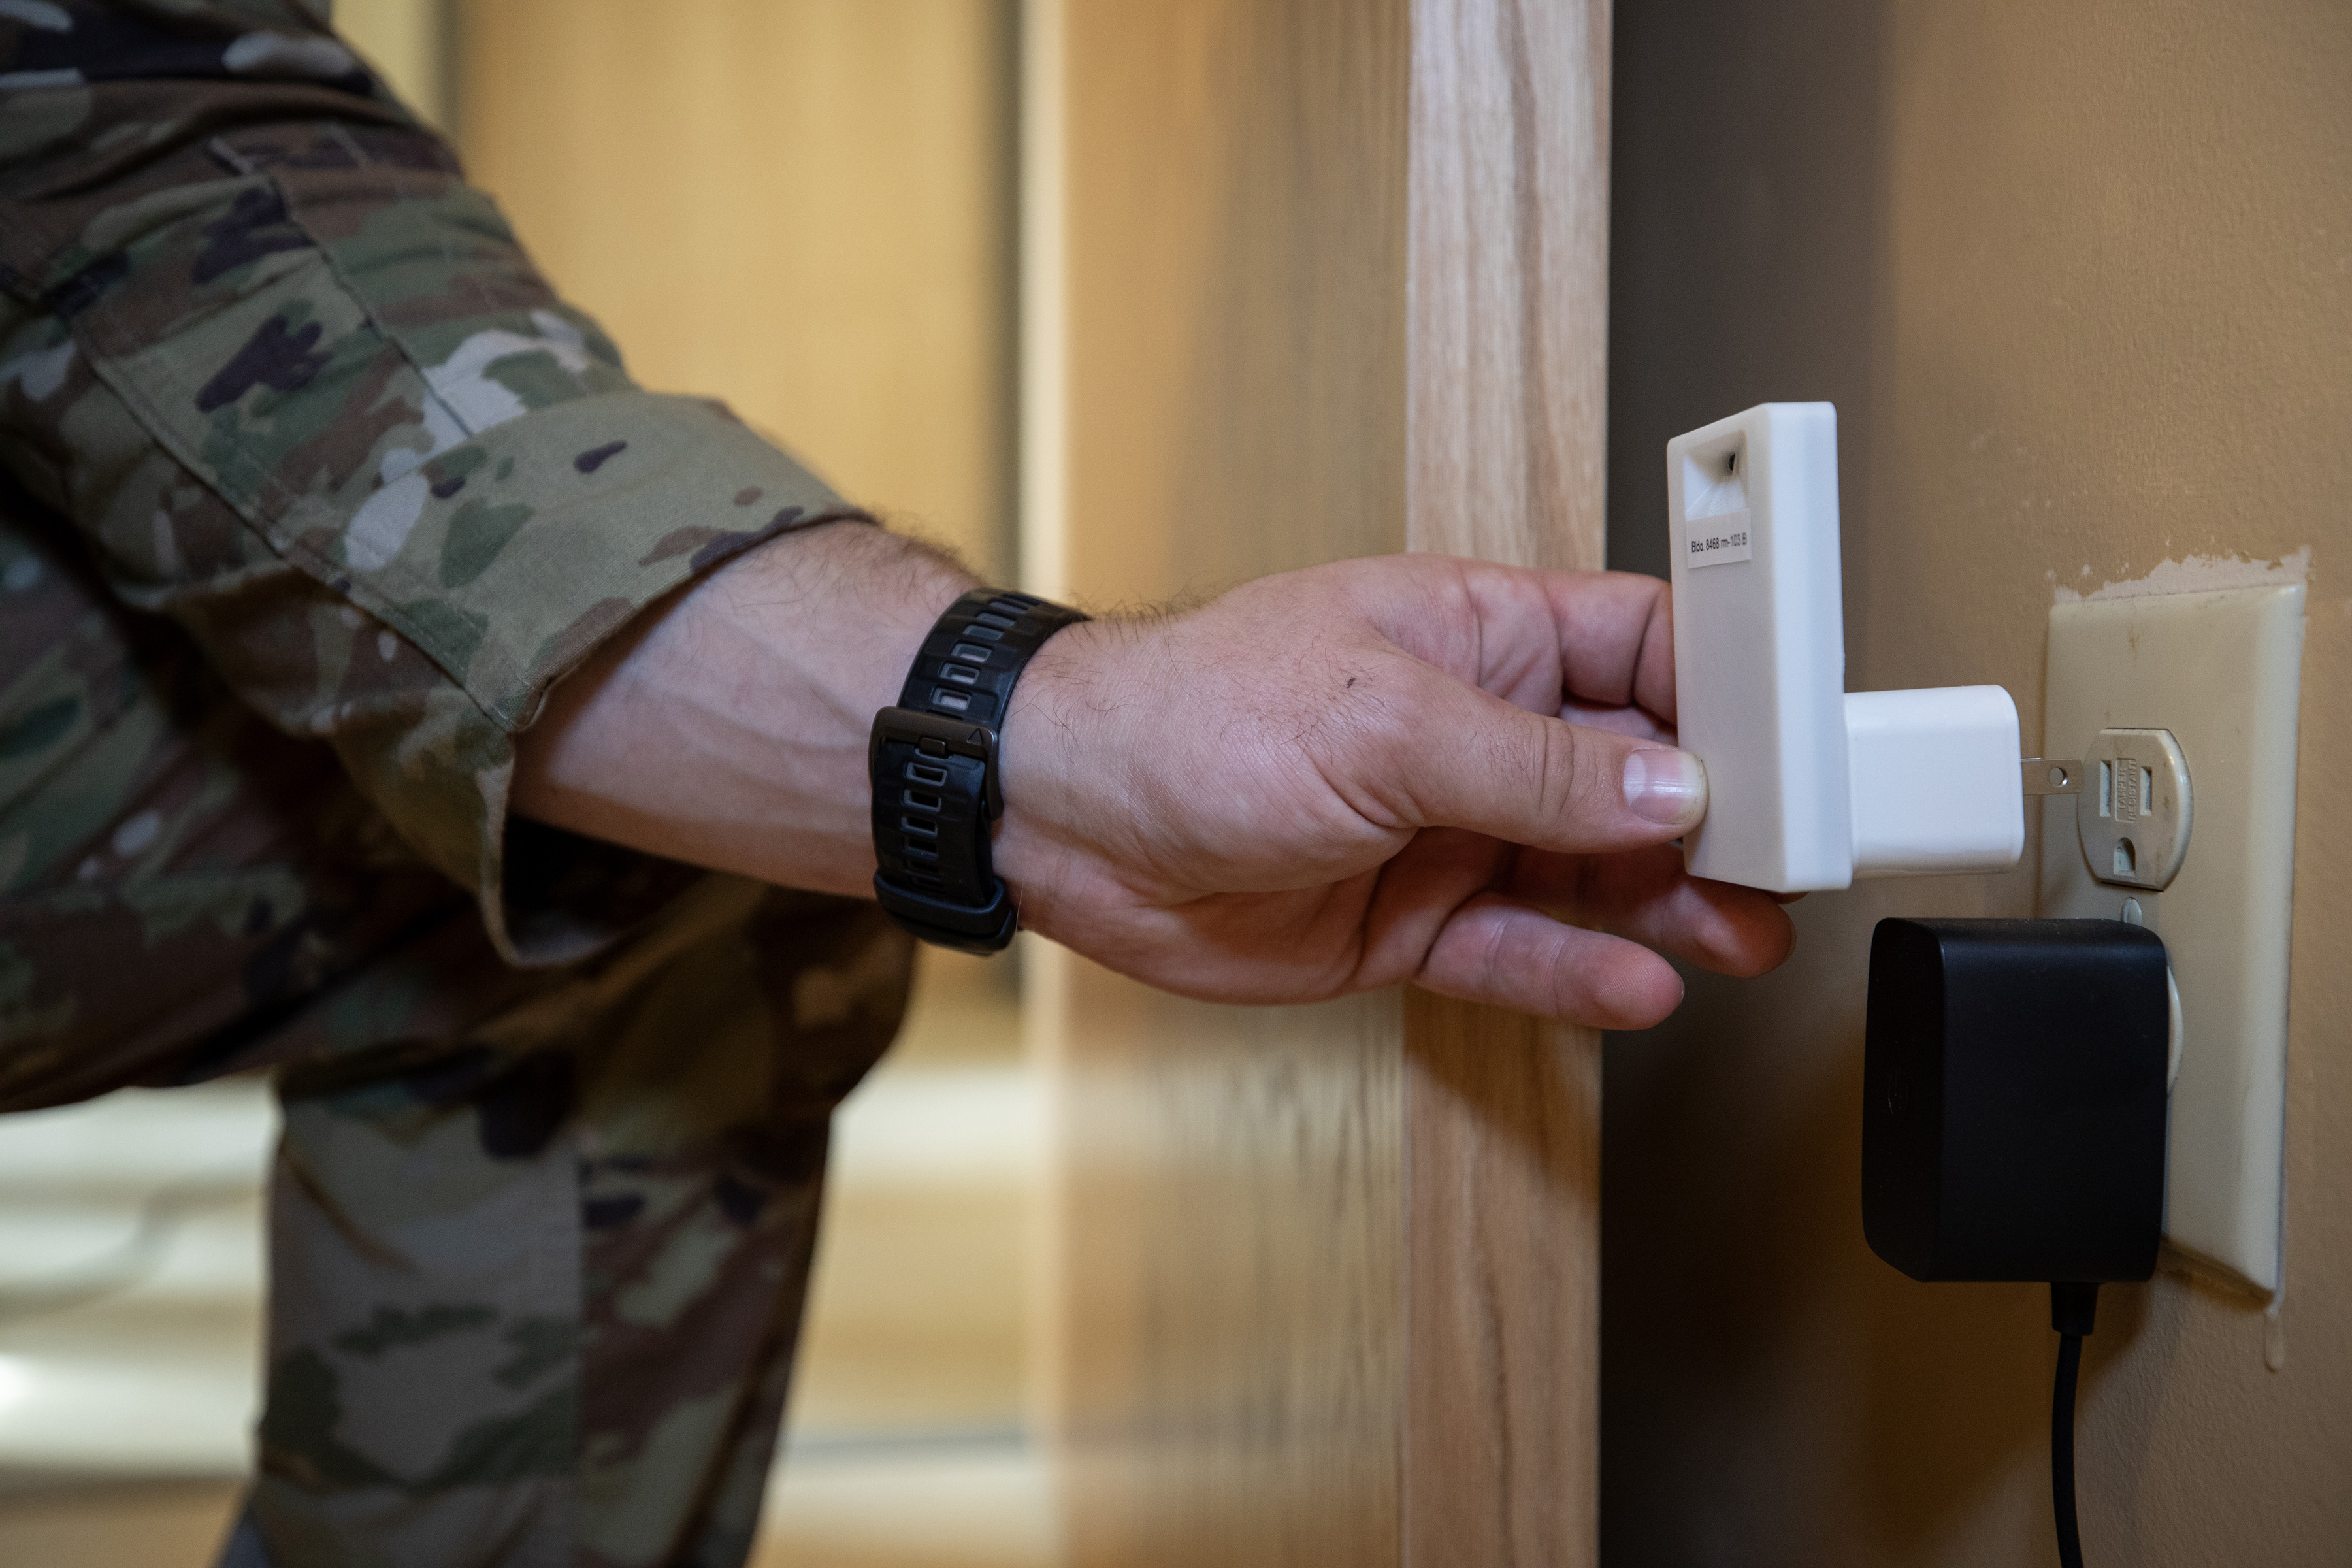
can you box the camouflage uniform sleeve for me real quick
[0,5,873,966]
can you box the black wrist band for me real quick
[869,588,1088,954]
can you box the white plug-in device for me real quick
[1665,402,2024,892]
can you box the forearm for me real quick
[511,521,977,896]
[514,540,1788,1029]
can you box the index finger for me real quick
[1541,568,1676,723]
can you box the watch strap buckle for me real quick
[868,706,1002,817]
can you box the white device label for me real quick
[1685,508,1753,568]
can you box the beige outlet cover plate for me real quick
[2040,584,2305,1294]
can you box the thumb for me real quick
[1364,664,1708,853]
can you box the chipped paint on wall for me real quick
[2051,546,2312,604]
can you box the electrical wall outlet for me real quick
[2039,585,2306,1294]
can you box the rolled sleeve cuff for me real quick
[320,387,860,729]
[312,393,872,966]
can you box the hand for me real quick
[514,529,1793,1029]
[994,554,1793,1028]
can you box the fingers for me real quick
[1356,557,1676,722]
[1559,698,1675,743]
[1409,841,1795,1026]
[1350,661,1708,855]
[1507,843,1796,978]
[1414,893,1687,1029]
[1538,568,1678,722]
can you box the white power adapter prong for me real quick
[1665,402,2029,893]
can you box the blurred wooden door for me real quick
[1031,2,1612,1563]
[457,0,1018,581]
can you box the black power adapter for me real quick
[1861,917,2173,1568]
[1863,917,2171,1282]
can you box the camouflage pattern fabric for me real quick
[1,4,919,1564]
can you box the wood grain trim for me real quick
[1405,0,1612,574]
[1402,1002,1603,1564]
[1402,2,1611,1563]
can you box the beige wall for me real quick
[1605,3,2348,1563]
[455,0,1017,580]
[333,0,449,127]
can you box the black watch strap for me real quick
[870,588,1087,953]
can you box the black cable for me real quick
[2050,1282,2100,1568]
[2052,1330,2083,1568]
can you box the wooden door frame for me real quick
[1403,3,1611,1558]
[1028,4,1610,1560]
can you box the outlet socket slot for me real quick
[2078,728,2191,892]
